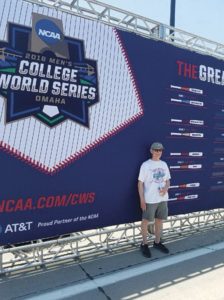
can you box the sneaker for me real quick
[153,241,169,254]
[140,243,151,258]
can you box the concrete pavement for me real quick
[1,225,224,300]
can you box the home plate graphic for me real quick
[0,2,143,174]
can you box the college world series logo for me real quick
[0,13,99,127]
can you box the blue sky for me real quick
[101,0,224,45]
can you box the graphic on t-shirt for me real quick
[152,168,165,183]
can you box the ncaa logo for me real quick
[35,19,62,45]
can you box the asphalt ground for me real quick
[1,225,224,300]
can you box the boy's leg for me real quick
[140,218,151,257]
[141,203,157,243]
[154,218,163,243]
[141,218,149,244]
[153,202,169,253]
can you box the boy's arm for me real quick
[138,180,146,211]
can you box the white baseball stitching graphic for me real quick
[0,0,143,174]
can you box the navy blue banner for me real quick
[117,29,224,214]
[0,9,224,245]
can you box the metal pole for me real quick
[170,0,176,27]
[170,0,176,39]
[0,247,3,274]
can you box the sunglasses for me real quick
[153,149,163,152]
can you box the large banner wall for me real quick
[0,0,223,245]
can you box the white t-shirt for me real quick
[138,159,171,204]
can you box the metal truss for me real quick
[1,209,224,274]
[24,0,224,60]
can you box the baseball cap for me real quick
[150,142,164,150]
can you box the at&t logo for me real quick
[3,222,33,233]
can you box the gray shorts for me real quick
[142,202,168,222]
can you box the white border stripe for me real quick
[26,241,224,300]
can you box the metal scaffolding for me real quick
[1,209,224,274]
[25,0,224,59]
[0,0,224,274]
